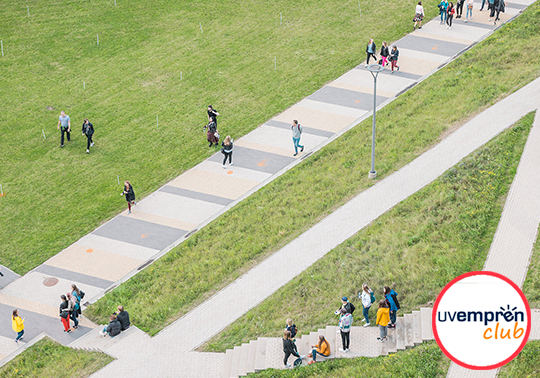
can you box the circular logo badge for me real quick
[433,271,531,370]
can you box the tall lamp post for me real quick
[367,63,384,179]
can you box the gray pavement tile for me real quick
[34,265,114,290]
[505,2,527,9]
[159,185,233,207]
[0,266,19,290]
[355,64,423,81]
[0,302,92,345]
[452,19,498,29]
[265,120,334,138]
[307,86,388,111]
[92,216,187,250]
[208,146,295,175]
[395,34,469,56]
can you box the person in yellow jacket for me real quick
[376,300,390,341]
[12,309,25,343]
[308,335,331,364]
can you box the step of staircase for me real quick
[67,325,144,356]
[386,326,397,353]
[403,314,414,348]
[412,310,422,345]
[420,308,433,341]
[222,349,234,378]
[396,317,405,350]
[230,346,241,378]
[253,338,268,372]
[245,340,257,375]
[237,343,249,377]
[264,337,283,369]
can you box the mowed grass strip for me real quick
[499,340,540,378]
[85,1,540,335]
[0,337,113,378]
[0,0,440,274]
[202,112,534,352]
[522,226,540,309]
[249,342,450,378]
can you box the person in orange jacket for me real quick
[12,309,25,343]
[308,335,331,364]
[376,300,390,341]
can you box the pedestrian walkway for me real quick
[0,0,536,370]
[85,78,540,377]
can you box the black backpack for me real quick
[347,302,356,314]
[391,293,401,310]
[293,358,303,368]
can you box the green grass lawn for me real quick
[523,229,540,309]
[249,342,450,378]
[202,112,534,352]
[85,0,540,335]
[499,340,540,378]
[0,337,113,378]
[0,0,441,274]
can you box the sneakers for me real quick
[300,355,306,359]
[285,364,291,368]
[293,153,298,156]
[86,149,90,153]
[60,145,64,148]
[418,26,422,29]
[361,318,366,322]
[64,329,71,333]
[229,162,233,166]
[308,360,316,365]
[19,336,24,340]
[307,354,313,358]
[339,348,346,352]
[449,26,452,29]
[90,142,94,147]
[128,210,131,214]
[364,323,370,327]
[300,146,304,152]
[223,165,226,169]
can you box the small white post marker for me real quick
[42,129,46,140]
[27,6,30,16]
[199,22,203,34]
[115,0,117,6]
[83,81,85,90]
[274,56,276,70]
[157,114,159,127]
[1,41,3,57]
[0,184,3,196]
[117,175,120,185]
[280,12,282,25]
[358,0,361,15]
[97,34,99,46]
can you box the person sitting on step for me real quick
[115,305,131,331]
[100,315,122,338]
[308,335,330,364]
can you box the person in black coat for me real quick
[283,330,303,368]
[121,181,136,214]
[207,105,219,126]
[365,38,377,66]
[100,315,122,337]
[389,45,400,73]
[82,119,94,153]
[380,41,389,67]
[115,305,131,331]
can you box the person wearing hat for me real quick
[335,296,355,315]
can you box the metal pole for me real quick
[367,66,380,179]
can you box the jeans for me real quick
[466,6,473,19]
[440,10,447,22]
[379,325,388,339]
[480,0,486,9]
[366,52,377,64]
[363,305,371,323]
[390,310,397,325]
[293,137,304,154]
[16,330,24,341]
[311,349,327,361]
[456,1,464,16]
[70,311,79,327]
[222,151,232,165]
[102,326,117,338]
[381,56,388,67]
[61,128,70,145]
[86,135,93,150]
[447,14,453,27]
[340,331,350,350]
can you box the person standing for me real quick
[335,296,355,315]
[308,335,330,364]
[121,181,136,214]
[291,120,304,157]
[81,119,94,154]
[380,42,389,67]
[285,318,298,340]
[282,330,302,368]
[494,0,505,23]
[365,38,377,66]
[57,111,71,147]
[456,0,464,18]
[115,306,131,331]
[389,46,400,74]
[384,286,400,329]
[207,105,219,127]
[438,0,448,24]
[413,2,425,30]
[376,300,390,341]
[359,284,374,326]
[446,2,455,29]
[67,293,79,329]
[465,0,474,22]
[221,135,234,168]
[338,308,353,352]
[480,0,487,10]
[206,120,219,147]
[12,309,25,343]
[59,295,71,333]
[489,0,500,23]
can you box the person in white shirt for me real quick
[413,1,425,30]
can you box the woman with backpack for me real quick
[359,284,374,326]
[308,335,330,364]
[221,135,233,168]
[282,330,303,368]
[121,181,136,214]
[291,120,304,157]
[384,286,400,329]
[446,2,456,29]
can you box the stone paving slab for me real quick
[159,185,234,206]
[418,20,489,42]
[298,98,369,119]
[307,85,389,111]
[77,234,159,261]
[207,146,295,175]
[265,119,335,138]
[233,139,296,158]
[337,69,417,95]
[274,106,357,133]
[398,47,449,63]
[120,206,198,230]
[35,265,114,290]
[325,81,397,99]
[0,267,18,290]
[396,34,469,57]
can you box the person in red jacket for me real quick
[446,2,456,29]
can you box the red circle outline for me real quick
[432,271,531,370]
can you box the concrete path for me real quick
[446,103,540,377]
[87,77,540,377]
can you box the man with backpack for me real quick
[336,296,355,315]
[338,308,353,352]
[384,286,400,329]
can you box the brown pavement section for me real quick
[326,81,397,99]
[274,106,357,133]
[120,208,198,231]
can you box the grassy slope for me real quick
[523,228,540,309]
[85,1,540,335]
[203,112,534,352]
[250,342,450,378]
[499,340,540,378]
[0,0,437,274]
[0,337,113,378]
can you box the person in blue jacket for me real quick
[438,0,449,23]
[384,286,400,329]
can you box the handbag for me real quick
[214,131,220,140]
[60,310,69,319]
[468,4,473,8]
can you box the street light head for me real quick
[367,64,384,73]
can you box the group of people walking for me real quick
[57,111,95,153]
[282,285,400,367]
[365,39,400,73]
[437,0,505,27]
[59,284,85,333]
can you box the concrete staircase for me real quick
[221,308,433,378]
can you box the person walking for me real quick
[66,293,79,329]
[121,181,136,214]
[384,286,400,329]
[81,119,94,154]
[282,330,303,368]
[291,120,304,157]
[205,120,219,147]
[338,308,353,352]
[380,42,389,67]
[480,0,487,10]
[489,0,500,23]
[446,2,455,29]
[487,0,495,16]
[465,0,474,22]
[12,309,25,343]
[413,2,425,30]
[207,105,219,127]
[494,0,505,23]
[115,306,131,331]
[59,295,71,333]
[221,135,234,168]
[57,111,71,147]
[285,318,298,340]
[308,335,330,364]
[389,45,400,74]
[376,300,390,341]
[359,284,374,327]
[365,38,377,66]
[456,0,464,18]
[438,0,449,24]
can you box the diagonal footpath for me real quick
[87,79,540,378]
